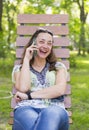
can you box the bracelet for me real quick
[26,90,32,100]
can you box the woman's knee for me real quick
[14,106,38,120]
[36,106,69,130]
[14,106,39,130]
[42,106,69,122]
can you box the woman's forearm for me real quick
[31,83,66,99]
[19,57,31,92]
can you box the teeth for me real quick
[42,51,47,53]
[40,49,47,53]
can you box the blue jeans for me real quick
[13,105,69,130]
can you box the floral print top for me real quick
[12,61,67,109]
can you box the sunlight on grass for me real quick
[0,123,12,130]
[77,83,89,89]
[77,59,89,64]
[70,51,77,55]
[79,60,89,64]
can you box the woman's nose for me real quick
[43,43,48,48]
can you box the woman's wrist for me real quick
[26,90,32,100]
[23,56,30,63]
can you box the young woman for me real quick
[12,28,69,130]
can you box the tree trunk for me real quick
[0,0,3,31]
[79,23,85,56]
[77,0,87,56]
[6,1,11,48]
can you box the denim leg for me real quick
[34,106,69,130]
[13,106,38,130]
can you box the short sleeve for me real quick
[12,65,22,83]
[55,62,68,79]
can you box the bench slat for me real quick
[64,96,71,108]
[16,37,70,47]
[18,14,69,24]
[17,25,69,35]
[16,48,69,58]
[54,48,69,58]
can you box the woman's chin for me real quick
[38,53,48,58]
[37,55,47,59]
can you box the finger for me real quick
[33,46,39,50]
[17,96,21,100]
[32,48,39,51]
[15,94,21,99]
[16,98,21,103]
[28,45,39,50]
[28,48,38,55]
[15,96,22,102]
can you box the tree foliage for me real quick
[0,0,89,58]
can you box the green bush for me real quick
[69,55,77,68]
[68,45,73,51]
[0,57,14,77]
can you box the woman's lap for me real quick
[13,105,69,130]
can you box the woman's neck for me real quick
[31,57,47,72]
[33,57,46,67]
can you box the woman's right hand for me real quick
[15,91,28,103]
[24,44,38,61]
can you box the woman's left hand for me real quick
[15,91,28,102]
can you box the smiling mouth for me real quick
[39,49,48,54]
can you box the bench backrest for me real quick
[9,14,72,124]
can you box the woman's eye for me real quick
[39,41,44,44]
[48,42,52,46]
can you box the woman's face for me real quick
[36,32,53,59]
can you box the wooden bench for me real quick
[9,14,72,125]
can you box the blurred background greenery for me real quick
[0,0,89,130]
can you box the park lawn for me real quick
[0,58,13,130]
[0,54,89,130]
[0,77,12,130]
[70,54,89,130]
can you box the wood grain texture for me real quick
[17,14,69,24]
[17,25,69,35]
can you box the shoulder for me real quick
[12,64,22,83]
[55,61,68,79]
[12,64,22,73]
[55,61,67,70]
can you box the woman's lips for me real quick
[39,50,48,55]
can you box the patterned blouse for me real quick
[12,61,67,109]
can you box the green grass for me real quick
[0,58,13,130]
[0,77,12,130]
[70,54,89,130]
[0,53,89,130]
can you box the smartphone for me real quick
[33,39,37,57]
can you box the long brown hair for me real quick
[21,28,57,71]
